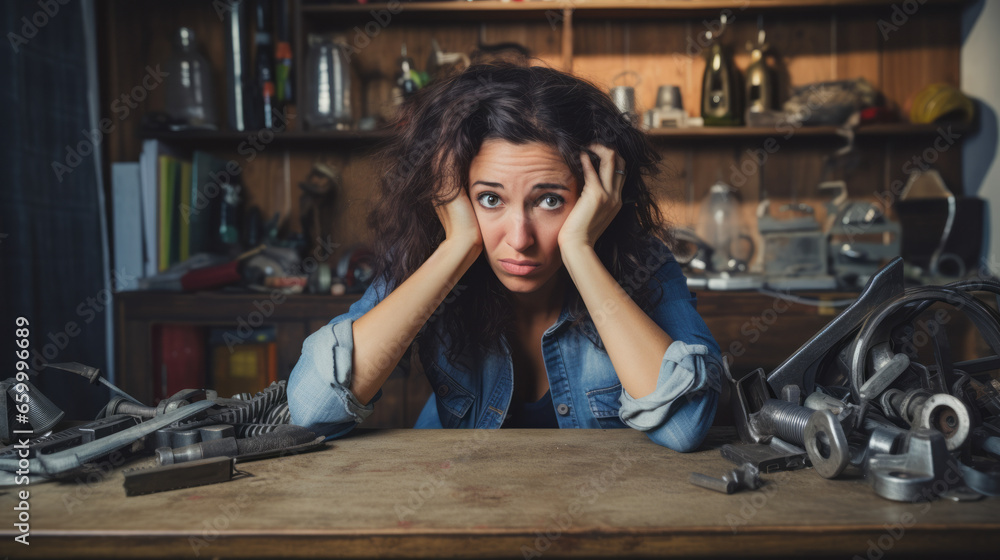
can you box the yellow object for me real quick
[157,155,177,272]
[910,83,974,124]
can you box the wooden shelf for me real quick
[114,290,362,406]
[140,128,394,149]
[141,122,970,148]
[646,122,974,141]
[114,290,361,321]
[302,0,971,19]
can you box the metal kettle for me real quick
[304,35,352,130]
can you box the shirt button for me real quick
[436,384,450,397]
[556,403,570,416]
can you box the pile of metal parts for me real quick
[706,257,1000,501]
[0,366,324,496]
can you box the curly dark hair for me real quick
[366,60,673,360]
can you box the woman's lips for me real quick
[499,259,541,276]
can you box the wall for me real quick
[962,0,1000,272]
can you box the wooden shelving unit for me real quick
[99,0,974,426]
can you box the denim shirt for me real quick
[287,243,724,452]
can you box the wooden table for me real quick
[2,428,998,558]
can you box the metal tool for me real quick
[757,199,836,290]
[690,463,762,494]
[720,442,809,473]
[123,456,237,497]
[804,409,850,479]
[959,458,1000,497]
[156,424,321,466]
[1,379,65,443]
[725,256,1000,503]
[869,429,953,502]
[45,362,145,407]
[765,257,905,395]
[0,400,214,478]
[822,181,900,290]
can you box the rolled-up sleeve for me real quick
[616,241,724,452]
[618,341,723,452]
[288,277,400,439]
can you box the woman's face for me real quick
[468,139,580,296]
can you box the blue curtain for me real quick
[1,0,112,421]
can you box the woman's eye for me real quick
[477,193,501,208]
[539,194,564,210]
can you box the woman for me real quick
[288,61,723,452]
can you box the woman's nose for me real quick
[505,213,535,252]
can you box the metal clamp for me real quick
[868,429,952,502]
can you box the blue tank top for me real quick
[501,389,559,428]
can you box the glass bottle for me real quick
[697,181,742,272]
[164,27,218,130]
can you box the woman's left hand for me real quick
[558,143,625,251]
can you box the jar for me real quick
[164,27,218,129]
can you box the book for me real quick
[189,151,229,256]
[208,326,278,397]
[178,160,193,262]
[157,154,178,271]
[111,162,142,290]
[140,140,186,277]
[151,324,207,402]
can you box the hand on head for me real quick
[557,143,626,250]
[432,150,484,252]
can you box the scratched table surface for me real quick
[1,427,998,559]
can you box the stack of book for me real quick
[111,140,230,287]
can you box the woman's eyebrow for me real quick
[471,181,569,191]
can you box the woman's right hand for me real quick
[433,153,483,252]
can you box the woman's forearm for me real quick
[560,243,673,399]
[350,239,481,405]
